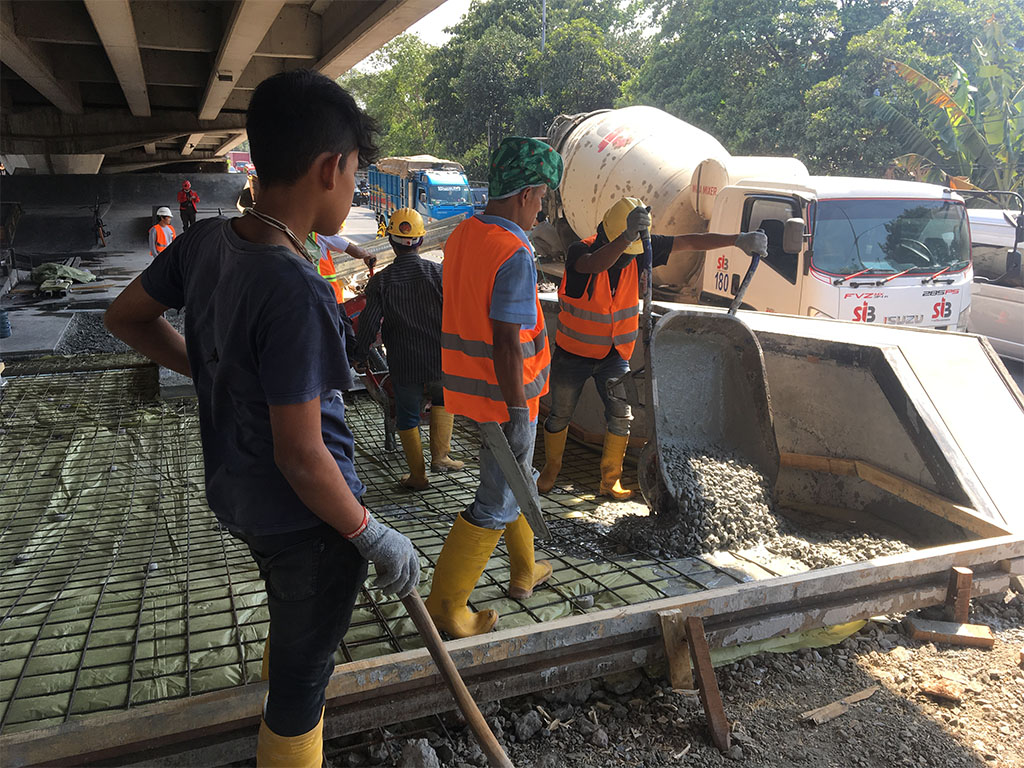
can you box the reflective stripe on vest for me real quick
[318,253,345,303]
[153,224,175,254]
[555,237,641,360]
[441,216,550,423]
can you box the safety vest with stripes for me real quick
[556,234,640,360]
[313,233,345,303]
[151,224,175,255]
[441,216,550,423]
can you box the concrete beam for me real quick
[0,2,83,114]
[309,0,332,15]
[83,0,150,117]
[100,151,221,174]
[199,0,286,121]
[254,4,320,60]
[144,143,156,155]
[214,131,247,157]
[1,107,246,155]
[181,132,205,156]
[316,0,447,79]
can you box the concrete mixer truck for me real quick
[539,106,972,331]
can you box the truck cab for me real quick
[412,169,474,223]
[701,178,972,331]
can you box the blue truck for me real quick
[368,155,474,228]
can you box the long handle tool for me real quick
[401,590,513,768]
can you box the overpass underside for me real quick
[0,0,444,174]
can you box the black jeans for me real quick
[180,207,196,230]
[239,522,367,736]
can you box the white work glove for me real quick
[623,206,652,243]
[735,231,768,256]
[349,513,420,597]
[503,406,536,464]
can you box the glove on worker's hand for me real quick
[735,231,768,256]
[503,406,536,465]
[349,513,420,597]
[623,207,652,243]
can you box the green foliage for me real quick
[341,35,442,158]
[866,21,1024,192]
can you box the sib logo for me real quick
[715,255,729,271]
[853,301,876,323]
[932,297,953,320]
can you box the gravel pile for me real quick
[55,310,185,355]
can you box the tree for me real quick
[866,22,1024,192]
[341,35,442,158]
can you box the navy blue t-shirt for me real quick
[140,217,365,535]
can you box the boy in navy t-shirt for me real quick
[104,70,420,767]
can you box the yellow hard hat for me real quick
[386,208,426,243]
[601,197,649,255]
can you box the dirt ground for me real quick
[321,582,1024,768]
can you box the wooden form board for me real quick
[4,535,1021,768]
[780,452,1010,539]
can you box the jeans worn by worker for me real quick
[239,523,368,736]
[392,380,444,431]
[463,406,538,530]
[543,346,632,436]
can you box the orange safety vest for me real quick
[151,224,175,255]
[555,234,640,360]
[313,233,345,303]
[441,216,550,423]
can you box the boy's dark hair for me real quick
[247,70,378,186]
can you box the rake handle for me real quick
[401,590,513,768]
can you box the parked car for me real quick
[967,207,1024,362]
[353,182,369,207]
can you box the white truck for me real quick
[541,106,973,331]
[966,206,1024,361]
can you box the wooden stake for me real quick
[658,609,693,690]
[944,566,973,623]
[684,616,730,753]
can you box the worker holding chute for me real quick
[536,197,767,499]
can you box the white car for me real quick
[967,208,1023,362]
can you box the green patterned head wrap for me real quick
[488,137,564,200]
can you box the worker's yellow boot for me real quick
[256,710,323,768]
[398,427,430,490]
[536,427,569,493]
[599,432,633,500]
[429,406,465,472]
[504,514,552,599]
[425,515,502,638]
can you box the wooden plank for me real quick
[658,609,693,690]
[903,616,995,648]
[944,566,973,623]
[3,536,1020,768]
[780,452,857,476]
[685,616,730,752]
[799,685,879,724]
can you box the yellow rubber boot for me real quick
[425,515,502,638]
[429,406,465,472]
[256,710,323,768]
[398,427,430,490]
[536,427,569,493]
[504,514,552,599]
[599,432,633,500]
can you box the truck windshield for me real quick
[430,185,471,204]
[812,199,970,275]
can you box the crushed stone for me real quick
[56,310,184,355]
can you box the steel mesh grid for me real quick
[0,358,768,736]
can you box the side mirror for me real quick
[783,218,805,255]
[1006,249,1022,276]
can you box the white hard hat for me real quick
[156,206,172,217]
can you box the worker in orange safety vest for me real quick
[149,206,176,257]
[425,136,563,639]
[536,197,767,499]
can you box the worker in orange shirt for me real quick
[149,207,176,258]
